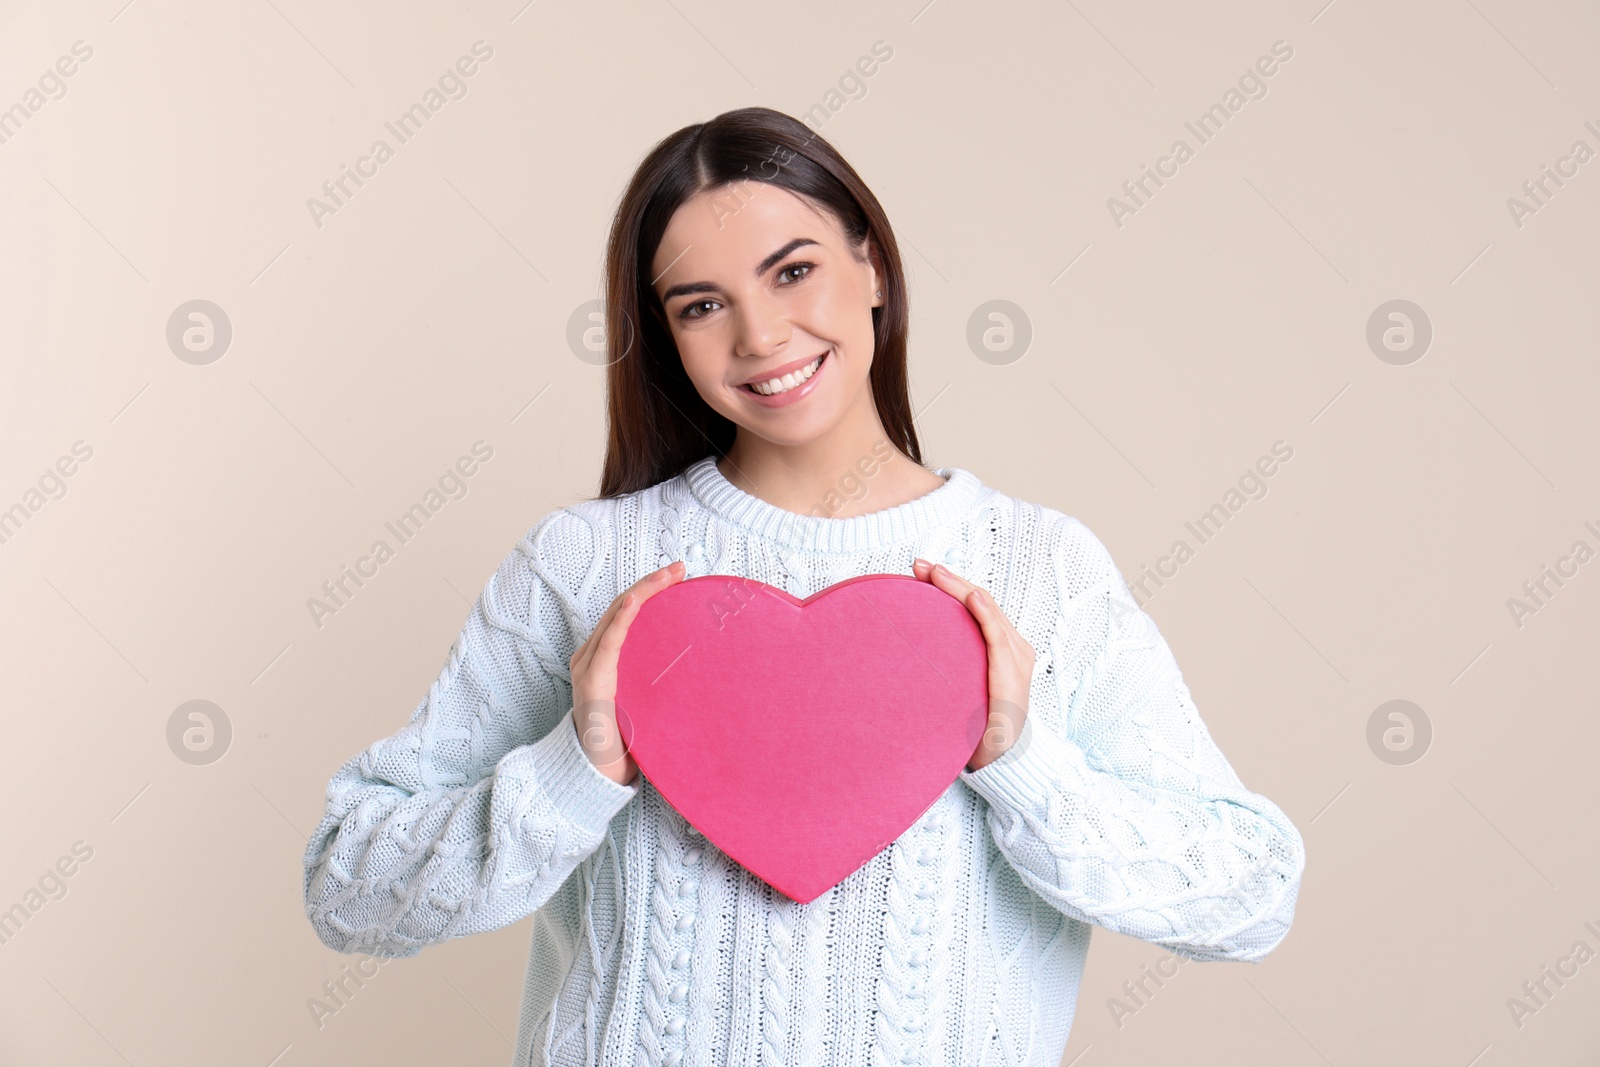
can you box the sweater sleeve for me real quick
[302,510,638,958]
[957,515,1306,962]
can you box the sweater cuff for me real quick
[959,713,1087,813]
[507,712,639,836]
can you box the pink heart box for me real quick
[615,573,989,903]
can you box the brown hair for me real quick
[597,106,921,498]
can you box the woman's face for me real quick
[649,183,883,449]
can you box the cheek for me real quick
[673,332,734,400]
[802,275,874,340]
[675,338,715,384]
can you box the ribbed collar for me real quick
[682,454,991,554]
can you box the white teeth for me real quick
[752,355,822,396]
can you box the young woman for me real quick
[303,107,1306,1067]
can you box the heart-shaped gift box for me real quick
[615,573,989,902]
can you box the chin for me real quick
[726,407,842,449]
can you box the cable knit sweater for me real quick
[302,454,1306,1067]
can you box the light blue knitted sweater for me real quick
[302,455,1306,1066]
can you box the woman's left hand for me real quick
[913,558,1035,772]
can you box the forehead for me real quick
[651,183,842,286]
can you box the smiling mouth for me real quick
[742,353,826,396]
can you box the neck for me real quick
[716,393,944,519]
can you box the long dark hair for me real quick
[597,106,921,498]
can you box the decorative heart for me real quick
[615,573,989,903]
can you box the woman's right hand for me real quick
[569,560,687,785]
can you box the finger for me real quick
[571,591,631,678]
[919,564,1025,663]
[583,563,683,660]
[632,560,687,604]
[928,562,977,599]
[582,590,635,658]
[965,588,1008,645]
[629,558,685,592]
[595,592,645,656]
[965,584,1018,631]
[597,558,686,660]
[611,562,682,621]
[967,588,1029,658]
[956,590,1003,661]
[607,565,684,649]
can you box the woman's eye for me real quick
[676,265,810,320]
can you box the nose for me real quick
[733,288,790,360]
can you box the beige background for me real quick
[1,0,1597,1063]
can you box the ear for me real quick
[862,234,885,307]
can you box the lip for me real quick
[737,350,830,408]
[736,351,830,387]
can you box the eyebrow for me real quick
[658,237,820,303]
